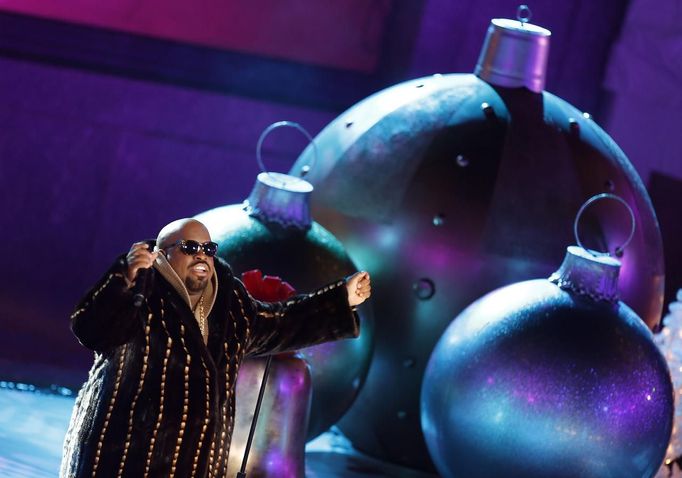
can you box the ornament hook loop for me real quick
[573,193,636,257]
[517,4,532,24]
[256,121,318,185]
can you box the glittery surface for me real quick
[421,279,673,478]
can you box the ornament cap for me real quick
[549,245,621,303]
[244,172,313,229]
[474,9,551,93]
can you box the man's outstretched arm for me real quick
[237,271,372,357]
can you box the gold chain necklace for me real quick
[195,294,207,343]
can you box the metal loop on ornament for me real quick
[517,4,532,24]
[573,193,636,257]
[256,121,318,185]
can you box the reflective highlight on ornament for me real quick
[432,214,445,227]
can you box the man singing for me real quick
[60,218,371,477]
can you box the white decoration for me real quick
[656,289,682,478]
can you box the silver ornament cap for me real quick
[549,246,621,303]
[244,172,314,229]
[474,6,551,93]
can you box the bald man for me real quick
[60,219,370,478]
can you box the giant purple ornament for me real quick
[289,11,664,471]
[420,244,673,478]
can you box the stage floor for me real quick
[0,384,436,478]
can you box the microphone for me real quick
[132,269,151,307]
[132,241,156,308]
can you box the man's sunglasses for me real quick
[167,240,219,257]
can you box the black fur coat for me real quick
[60,255,358,477]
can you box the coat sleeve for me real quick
[70,255,142,352]
[234,277,360,357]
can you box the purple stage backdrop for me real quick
[0,0,680,386]
[0,56,336,378]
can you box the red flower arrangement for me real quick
[241,269,296,302]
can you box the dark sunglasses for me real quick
[167,240,219,257]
